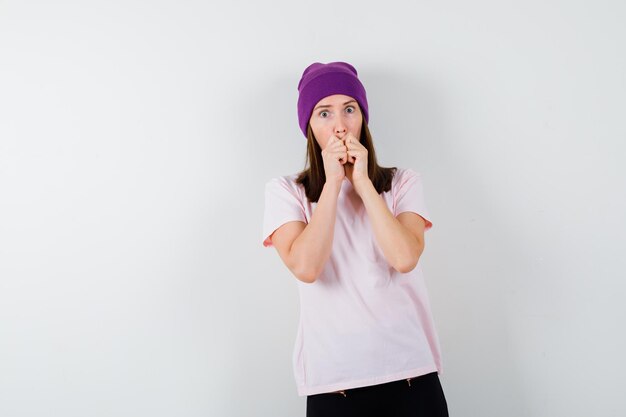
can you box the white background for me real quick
[1,1,625,416]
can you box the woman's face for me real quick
[308,94,363,149]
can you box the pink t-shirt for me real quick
[262,167,442,397]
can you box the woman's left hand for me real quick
[344,132,370,190]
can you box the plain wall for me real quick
[1,1,625,416]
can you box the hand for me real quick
[321,135,348,185]
[343,132,369,188]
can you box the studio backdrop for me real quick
[1,1,624,416]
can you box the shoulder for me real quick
[391,167,424,188]
[265,172,306,198]
[265,172,301,188]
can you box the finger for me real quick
[325,135,339,150]
[334,138,344,150]
[350,134,361,147]
[335,150,348,165]
[347,149,358,164]
[333,139,347,150]
[346,140,354,153]
[333,140,347,153]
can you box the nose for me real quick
[335,121,347,138]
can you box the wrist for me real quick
[353,178,373,194]
[324,179,343,194]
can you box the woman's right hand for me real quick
[321,135,348,185]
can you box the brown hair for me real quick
[295,118,397,203]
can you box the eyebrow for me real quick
[314,100,357,111]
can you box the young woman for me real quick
[262,61,449,417]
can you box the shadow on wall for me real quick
[365,66,531,414]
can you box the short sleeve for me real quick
[262,177,307,247]
[393,168,433,232]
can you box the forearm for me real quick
[289,180,342,282]
[355,179,423,273]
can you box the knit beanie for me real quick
[297,61,369,138]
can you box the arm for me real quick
[270,180,342,283]
[354,179,425,273]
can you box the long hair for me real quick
[295,118,397,203]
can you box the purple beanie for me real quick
[297,61,369,138]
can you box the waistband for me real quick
[324,371,439,398]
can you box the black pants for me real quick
[306,372,449,417]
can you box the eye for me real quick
[319,110,329,118]
[346,106,355,113]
